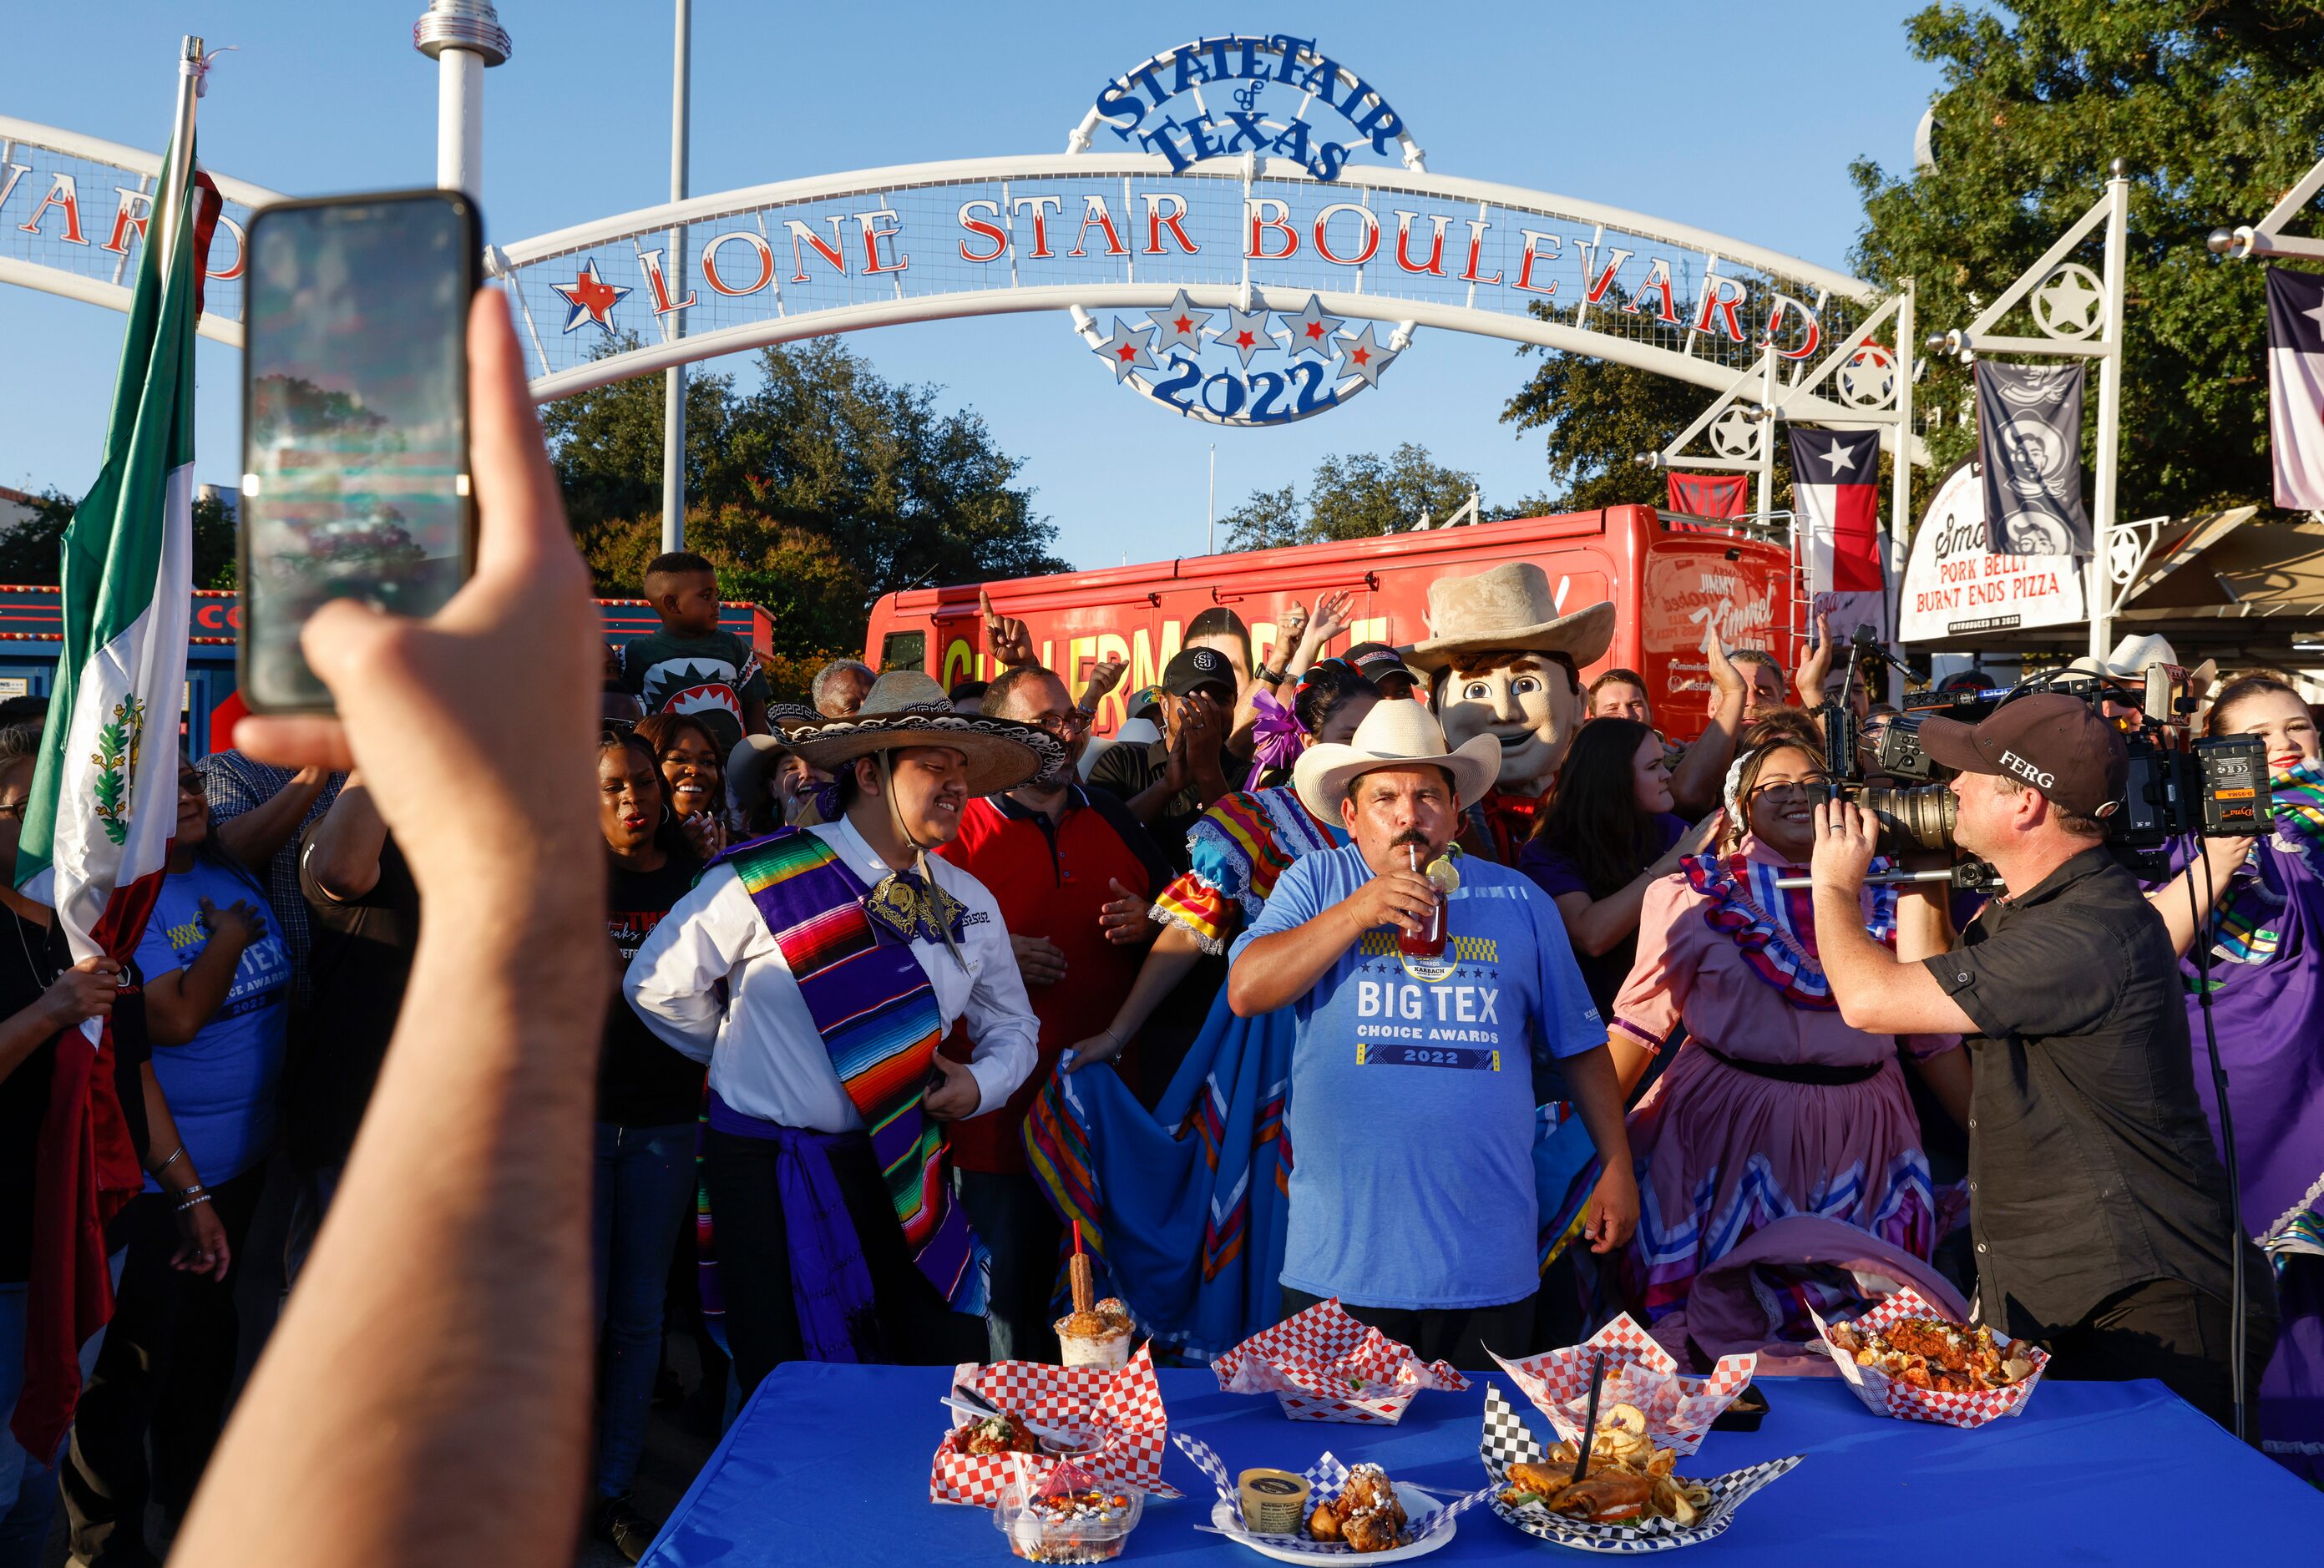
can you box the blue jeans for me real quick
[590,1121,696,1499]
[0,1253,124,1568]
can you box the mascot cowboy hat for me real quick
[1399,561,1617,675]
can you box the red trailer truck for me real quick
[861,505,1800,741]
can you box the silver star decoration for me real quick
[1091,317,1158,382]
[1144,290,1213,355]
[1210,306,1277,368]
[2034,265,2102,337]
[1332,323,1400,389]
[2301,299,2324,338]
[1283,296,1348,360]
[1820,437,1859,475]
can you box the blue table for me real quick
[642,1364,2323,1565]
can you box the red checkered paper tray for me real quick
[1487,1314,1754,1458]
[928,1343,1182,1506]
[1808,1288,2049,1429]
[1211,1297,1469,1424]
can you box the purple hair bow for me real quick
[1246,688,1306,788]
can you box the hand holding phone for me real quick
[240,190,482,712]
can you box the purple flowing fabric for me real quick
[2163,833,2324,1480]
[1243,689,1305,790]
[708,1093,881,1363]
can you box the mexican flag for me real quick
[8,133,207,1458]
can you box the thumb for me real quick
[1108,878,1137,900]
[980,589,996,621]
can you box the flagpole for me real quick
[2087,162,2129,664]
[155,37,204,286]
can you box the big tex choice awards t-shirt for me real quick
[1231,844,1602,1312]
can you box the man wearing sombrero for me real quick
[1400,562,1618,863]
[1226,701,1638,1362]
[625,672,1057,1389]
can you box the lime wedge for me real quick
[1425,854,1461,894]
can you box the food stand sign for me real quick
[1899,457,2085,641]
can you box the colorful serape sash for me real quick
[1460,787,1541,866]
[721,829,982,1308]
[1683,850,1898,1009]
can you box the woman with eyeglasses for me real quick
[61,754,290,1559]
[635,712,728,861]
[588,730,705,1557]
[1597,729,1966,1348]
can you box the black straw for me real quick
[1572,1353,1607,1483]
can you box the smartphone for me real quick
[238,190,482,712]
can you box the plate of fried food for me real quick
[1810,1289,2048,1428]
[1172,1435,1496,1563]
[1478,1386,1801,1552]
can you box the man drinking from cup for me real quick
[1225,702,1638,1364]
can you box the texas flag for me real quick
[2266,267,2324,510]
[1790,426,1888,642]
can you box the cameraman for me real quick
[1806,693,2276,1433]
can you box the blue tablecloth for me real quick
[641,1364,2323,1565]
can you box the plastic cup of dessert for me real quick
[993,1479,1143,1564]
[1056,1323,1133,1369]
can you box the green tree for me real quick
[1222,443,1478,550]
[541,335,1066,658]
[1851,1,2324,521]
[0,486,237,589]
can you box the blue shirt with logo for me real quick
[1231,844,1602,1311]
[134,855,291,1187]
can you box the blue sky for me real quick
[1,2,1949,573]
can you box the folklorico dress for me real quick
[1025,786,1340,1361]
[1612,834,1958,1348]
[2167,759,2324,1481]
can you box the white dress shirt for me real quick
[623,817,1039,1134]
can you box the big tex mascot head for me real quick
[1402,562,1615,862]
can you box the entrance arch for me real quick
[3,118,1913,441]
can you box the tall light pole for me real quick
[412,1,509,200]
[662,0,692,554]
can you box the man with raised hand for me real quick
[1226,701,1638,1366]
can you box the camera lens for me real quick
[1855,784,1958,853]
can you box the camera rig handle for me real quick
[1771,859,2002,893]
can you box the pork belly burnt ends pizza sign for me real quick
[1898,458,2085,641]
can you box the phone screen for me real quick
[240,193,478,711]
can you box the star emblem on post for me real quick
[1091,317,1159,382]
[1283,296,1348,359]
[2033,264,2103,338]
[1332,323,1400,389]
[550,260,632,335]
[1820,437,1859,474]
[1209,306,1277,368]
[1145,290,1213,355]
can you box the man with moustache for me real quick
[625,672,1052,1392]
[1227,701,1638,1363]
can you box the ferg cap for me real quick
[1916,692,2129,818]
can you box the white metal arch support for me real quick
[0,114,281,349]
[491,152,1894,411]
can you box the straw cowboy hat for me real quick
[790,670,1058,797]
[1292,700,1500,821]
[2063,633,2180,680]
[1400,561,1617,675]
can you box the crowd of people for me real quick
[3,517,2321,1560]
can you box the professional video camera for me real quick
[1812,625,2272,882]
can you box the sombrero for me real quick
[1400,561,1616,675]
[789,670,1058,796]
[1291,699,1500,822]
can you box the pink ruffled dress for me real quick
[1609,835,1960,1346]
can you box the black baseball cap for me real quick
[1344,642,1421,689]
[1916,692,2129,818]
[1164,646,1238,701]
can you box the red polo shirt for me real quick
[935,787,1172,1173]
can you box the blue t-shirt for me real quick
[1231,844,1602,1311]
[134,856,291,1186]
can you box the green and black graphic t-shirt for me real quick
[619,628,768,756]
